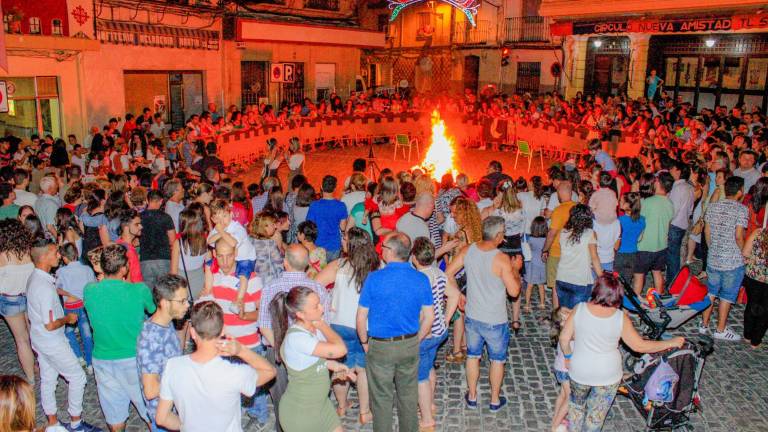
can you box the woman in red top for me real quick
[368,176,409,254]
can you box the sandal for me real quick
[359,411,372,425]
[445,350,466,363]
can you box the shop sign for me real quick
[96,21,220,50]
[567,14,768,36]
[270,63,296,83]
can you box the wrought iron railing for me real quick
[304,0,339,11]
[454,19,493,45]
[504,16,552,43]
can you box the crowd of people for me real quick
[0,88,767,432]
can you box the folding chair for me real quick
[514,139,544,172]
[393,134,420,161]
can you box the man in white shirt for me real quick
[13,168,38,207]
[27,239,99,431]
[733,150,761,194]
[70,145,88,174]
[156,301,275,432]
[667,161,695,284]
[163,179,185,231]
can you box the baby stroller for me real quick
[621,266,712,340]
[618,339,714,431]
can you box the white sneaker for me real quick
[713,328,741,342]
[698,326,710,335]
[86,365,94,375]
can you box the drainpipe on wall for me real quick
[75,52,88,143]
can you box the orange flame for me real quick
[419,110,458,181]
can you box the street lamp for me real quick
[705,38,716,48]
[593,39,603,48]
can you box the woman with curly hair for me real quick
[444,196,482,363]
[555,204,603,311]
[315,227,380,424]
[0,219,36,382]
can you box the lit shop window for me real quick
[52,19,63,36]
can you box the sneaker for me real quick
[464,392,478,410]
[714,328,741,342]
[65,420,102,432]
[489,396,507,413]
[698,325,710,335]
[85,365,94,375]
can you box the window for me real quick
[29,17,41,34]
[52,19,63,36]
[377,14,389,32]
[0,77,61,140]
[3,15,9,33]
[746,58,768,91]
[722,57,743,89]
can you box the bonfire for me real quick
[418,110,459,181]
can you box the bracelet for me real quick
[563,353,572,360]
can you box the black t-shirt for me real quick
[192,155,224,176]
[482,171,513,191]
[139,209,175,261]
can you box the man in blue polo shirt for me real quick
[356,232,434,432]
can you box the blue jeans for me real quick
[246,345,270,423]
[666,225,686,285]
[418,332,448,381]
[92,357,148,425]
[331,324,366,368]
[64,306,93,366]
[556,280,593,309]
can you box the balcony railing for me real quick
[304,0,339,11]
[454,20,493,45]
[504,16,552,43]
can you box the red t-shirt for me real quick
[117,239,143,283]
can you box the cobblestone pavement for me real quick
[2,298,767,432]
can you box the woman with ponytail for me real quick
[269,286,353,432]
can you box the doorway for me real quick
[463,55,480,94]
[585,37,630,98]
[315,63,336,101]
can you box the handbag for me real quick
[521,234,532,262]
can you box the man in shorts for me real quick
[542,182,576,310]
[446,216,522,413]
[702,176,748,341]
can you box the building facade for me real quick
[359,0,562,95]
[541,0,768,113]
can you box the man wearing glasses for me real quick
[137,274,191,431]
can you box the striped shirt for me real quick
[211,271,263,348]
[419,266,448,337]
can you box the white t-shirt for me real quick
[207,221,256,261]
[557,228,597,286]
[341,191,366,214]
[517,191,545,234]
[159,355,258,432]
[150,122,166,138]
[283,325,326,371]
[547,192,580,211]
[593,219,621,264]
[14,188,38,207]
[165,200,185,232]
[26,269,67,352]
[70,155,87,174]
[287,153,304,170]
[396,212,430,243]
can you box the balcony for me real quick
[454,20,493,45]
[504,16,552,43]
[304,0,339,11]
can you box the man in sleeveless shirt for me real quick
[446,216,522,413]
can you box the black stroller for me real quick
[618,336,714,431]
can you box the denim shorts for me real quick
[0,294,27,317]
[93,357,148,425]
[706,265,745,303]
[418,332,448,381]
[465,317,510,363]
[235,259,256,279]
[331,324,365,368]
[554,369,570,385]
[556,280,592,309]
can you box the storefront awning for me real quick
[96,20,220,50]
[237,19,385,48]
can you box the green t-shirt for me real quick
[637,195,674,253]
[0,204,19,220]
[84,278,156,360]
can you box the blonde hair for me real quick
[250,211,277,239]
[0,375,35,432]
[376,176,400,208]
[413,174,435,195]
[498,181,522,214]
[349,172,367,192]
[209,198,231,217]
[452,197,482,243]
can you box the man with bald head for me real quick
[258,243,329,432]
[541,181,576,311]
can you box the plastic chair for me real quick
[514,139,544,172]
[393,134,420,161]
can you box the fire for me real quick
[419,110,458,181]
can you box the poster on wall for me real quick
[0,81,8,113]
[153,95,167,120]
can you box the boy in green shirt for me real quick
[634,173,674,294]
[84,244,155,431]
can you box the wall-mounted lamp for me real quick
[705,38,716,48]
[593,39,603,48]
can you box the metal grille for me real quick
[281,62,305,104]
[515,62,541,94]
[241,61,268,106]
[650,34,768,56]
[393,57,417,87]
